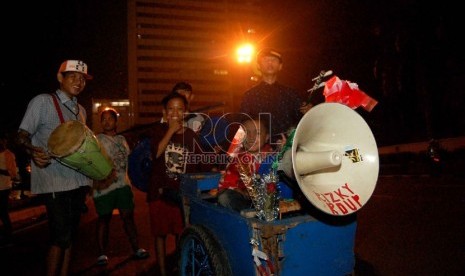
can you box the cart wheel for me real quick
[179,225,232,276]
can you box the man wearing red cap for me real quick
[16,60,93,276]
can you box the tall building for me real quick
[126,0,262,128]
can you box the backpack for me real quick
[128,137,152,192]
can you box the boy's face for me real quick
[242,119,269,153]
[100,111,117,132]
[163,97,186,124]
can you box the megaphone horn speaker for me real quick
[279,103,379,216]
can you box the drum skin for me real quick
[48,120,113,180]
[48,120,87,157]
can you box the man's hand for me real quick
[168,118,183,134]
[93,169,117,191]
[300,102,314,115]
[31,147,51,168]
[17,129,51,167]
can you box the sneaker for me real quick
[96,255,109,266]
[134,248,149,259]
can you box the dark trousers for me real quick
[41,186,88,249]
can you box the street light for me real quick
[236,43,255,64]
[231,43,256,112]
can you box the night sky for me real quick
[1,0,127,132]
[1,0,464,146]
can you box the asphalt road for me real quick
[355,175,465,275]
[2,190,160,276]
[2,174,464,275]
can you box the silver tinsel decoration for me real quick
[253,171,280,221]
[237,156,280,221]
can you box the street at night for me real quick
[2,172,464,275]
[1,1,465,275]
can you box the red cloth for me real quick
[218,144,274,191]
[323,76,378,112]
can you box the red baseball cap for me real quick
[58,60,93,80]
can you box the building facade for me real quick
[126,0,262,128]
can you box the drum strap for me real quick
[51,93,65,124]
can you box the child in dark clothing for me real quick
[146,92,207,276]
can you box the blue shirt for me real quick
[18,89,91,194]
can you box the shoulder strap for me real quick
[51,93,65,124]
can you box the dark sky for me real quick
[1,0,127,132]
[2,0,464,145]
[259,0,465,144]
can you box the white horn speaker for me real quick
[279,103,379,216]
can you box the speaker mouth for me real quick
[287,103,379,216]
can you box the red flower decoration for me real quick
[266,182,277,193]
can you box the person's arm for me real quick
[156,119,182,158]
[300,102,314,114]
[92,136,117,191]
[291,88,305,120]
[92,169,117,191]
[218,158,240,190]
[5,151,18,179]
[16,129,51,168]
[300,86,325,114]
[239,92,251,113]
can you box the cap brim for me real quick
[258,54,282,63]
[61,71,93,80]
